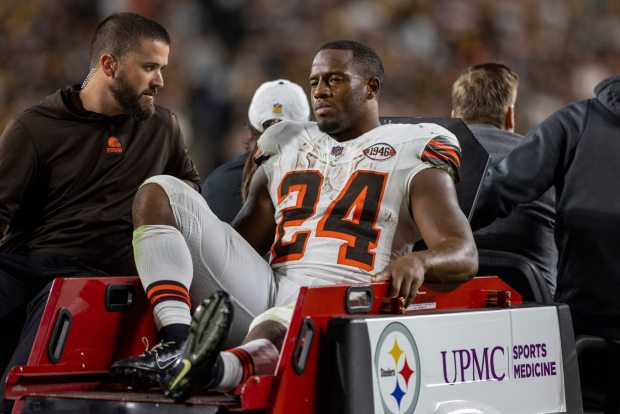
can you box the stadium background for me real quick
[1,0,619,179]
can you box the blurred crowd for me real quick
[1,0,619,178]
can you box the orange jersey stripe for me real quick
[423,139,461,168]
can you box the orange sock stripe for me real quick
[146,282,190,306]
[228,348,250,371]
[146,284,190,298]
[146,280,188,289]
[149,292,191,307]
[228,348,255,382]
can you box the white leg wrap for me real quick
[216,338,279,390]
[140,175,278,347]
[133,225,192,329]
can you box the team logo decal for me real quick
[106,136,123,153]
[272,103,283,114]
[364,143,396,160]
[374,322,420,414]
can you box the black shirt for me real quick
[0,85,200,275]
[471,75,620,339]
[468,124,557,294]
[202,153,246,224]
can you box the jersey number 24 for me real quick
[271,170,387,271]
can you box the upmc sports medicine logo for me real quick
[374,322,421,414]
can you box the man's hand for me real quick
[372,254,426,306]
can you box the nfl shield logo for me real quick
[331,146,344,156]
[272,103,283,114]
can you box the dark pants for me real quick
[0,252,105,413]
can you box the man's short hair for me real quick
[452,63,518,128]
[89,12,170,68]
[318,40,385,86]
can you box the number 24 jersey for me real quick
[256,121,461,286]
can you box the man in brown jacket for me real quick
[0,12,200,413]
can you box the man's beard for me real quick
[317,118,343,135]
[109,72,155,121]
[317,94,366,137]
[317,109,360,136]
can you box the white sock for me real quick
[133,225,193,329]
[215,338,280,390]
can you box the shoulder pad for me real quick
[255,120,316,165]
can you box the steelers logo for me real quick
[374,322,420,414]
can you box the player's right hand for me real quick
[371,254,426,307]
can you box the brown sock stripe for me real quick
[228,348,255,382]
[146,282,190,299]
[146,282,190,307]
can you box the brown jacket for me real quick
[0,85,200,275]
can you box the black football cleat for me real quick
[164,291,234,401]
[110,339,185,390]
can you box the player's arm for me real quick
[232,165,276,255]
[471,105,578,230]
[373,167,478,305]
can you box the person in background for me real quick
[451,63,557,294]
[202,79,310,223]
[471,72,620,342]
[111,39,478,400]
[0,12,199,413]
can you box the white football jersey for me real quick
[256,121,460,286]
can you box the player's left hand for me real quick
[371,254,425,307]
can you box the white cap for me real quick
[248,79,310,132]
